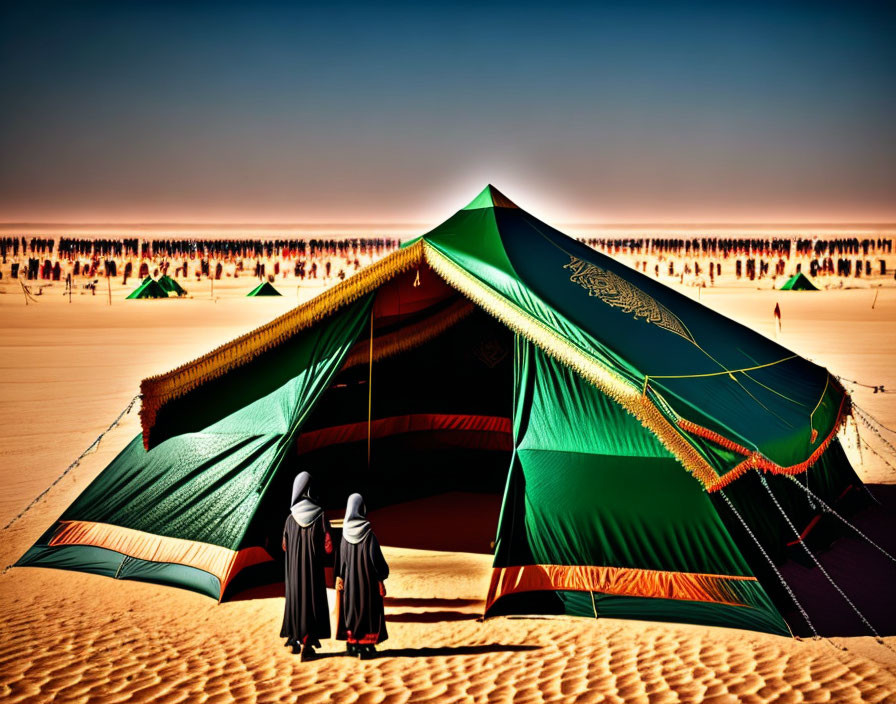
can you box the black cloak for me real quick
[336,494,390,645]
[280,473,332,646]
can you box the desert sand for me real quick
[1,272,895,703]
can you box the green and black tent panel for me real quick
[19,185,863,637]
[247,282,282,297]
[780,273,819,290]
[158,274,187,296]
[126,278,169,299]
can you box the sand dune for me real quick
[1,278,895,702]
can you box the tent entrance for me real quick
[232,269,515,596]
[294,298,514,554]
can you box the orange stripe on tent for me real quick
[48,520,272,596]
[485,564,758,612]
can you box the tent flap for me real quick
[489,336,790,635]
[18,295,374,598]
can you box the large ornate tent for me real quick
[19,186,861,636]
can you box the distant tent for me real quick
[247,282,282,297]
[158,275,187,297]
[126,278,168,299]
[780,273,818,291]
[21,185,864,638]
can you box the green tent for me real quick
[158,274,187,297]
[247,281,282,297]
[20,186,860,636]
[126,277,168,299]
[780,273,819,291]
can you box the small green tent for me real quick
[20,186,862,636]
[247,281,282,297]
[780,273,819,291]
[158,275,187,297]
[126,278,168,299]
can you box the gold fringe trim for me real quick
[421,243,721,489]
[140,242,424,446]
[340,298,476,370]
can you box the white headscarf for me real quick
[342,493,371,544]
[290,472,323,527]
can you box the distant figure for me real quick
[281,472,333,661]
[336,493,390,659]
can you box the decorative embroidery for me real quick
[564,256,695,344]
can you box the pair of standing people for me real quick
[280,472,390,661]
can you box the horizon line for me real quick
[3,221,896,232]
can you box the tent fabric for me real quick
[158,275,187,296]
[126,278,168,299]
[247,282,283,296]
[18,185,859,636]
[19,296,374,598]
[140,244,422,447]
[780,273,819,291]
[417,188,846,479]
[487,336,790,635]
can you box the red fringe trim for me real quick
[704,394,849,493]
[677,418,753,457]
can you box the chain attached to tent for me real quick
[836,374,890,394]
[783,475,896,565]
[717,489,819,640]
[756,473,886,646]
[2,395,140,535]
[848,405,896,488]
[853,404,896,463]
[853,403,896,437]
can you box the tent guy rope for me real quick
[2,395,141,534]
[784,475,896,565]
[757,473,885,645]
[717,489,818,640]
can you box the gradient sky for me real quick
[1,0,894,225]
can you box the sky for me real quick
[0,0,894,226]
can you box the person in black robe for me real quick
[280,472,333,660]
[335,493,389,659]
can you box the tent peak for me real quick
[463,184,519,211]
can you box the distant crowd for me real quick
[1,233,893,289]
[0,237,401,286]
[580,235,895,283]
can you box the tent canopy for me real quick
[126,278,168,299]
[20,185,860,637]
[247,282,282,297]
[158,274,187,296]
[780,273,819,291]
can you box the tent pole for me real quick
[367,309,374,468]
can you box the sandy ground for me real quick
[1,273,895,703]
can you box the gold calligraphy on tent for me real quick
[564,256,695,343]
